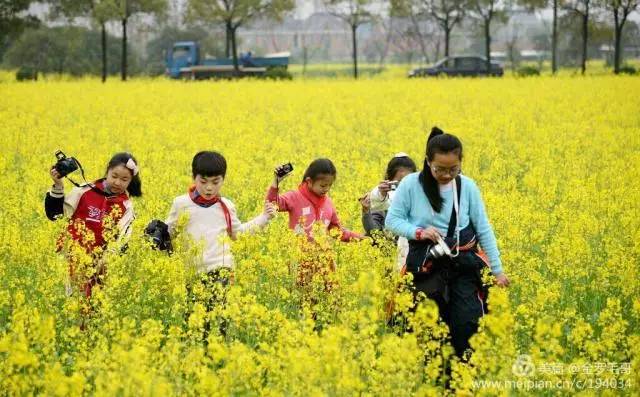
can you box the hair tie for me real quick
[393,152,409,158]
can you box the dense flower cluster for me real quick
[0,76,638,395]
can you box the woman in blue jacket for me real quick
[385,126,510,358]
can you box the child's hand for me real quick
[358,193,371,213]
[273,164,291,186]
[50,167,64,188]
[377,180,393,198]
[264,201,277,219]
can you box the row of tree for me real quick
[48,0,166,82]
[2,0,296,80]
[335,0,638,77]
[1,0,638,80]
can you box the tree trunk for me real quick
[614,24,622,74]
[225,25,231,58]
[581,2,589,75]
[552,0,558,74]
[351,24,358,79]
[508,42,516,72]
[444,25,450,58]
[613,9,620,74]
[485,18,491,73]
[303,46,308,75]
[101,22,107,83]
[121,17,128,81]
[230,24,239,73]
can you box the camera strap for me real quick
[64,158,112,197]
[446,176,462,256]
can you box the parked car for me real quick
[408,56,504,77]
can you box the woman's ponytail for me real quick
[427,126,444,144]
[419,158,442,213]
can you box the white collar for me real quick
[439,181,453,192]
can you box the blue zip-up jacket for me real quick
[385,172,503,275]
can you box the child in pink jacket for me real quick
[266,158,362,242]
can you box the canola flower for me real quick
[0,76,639,395]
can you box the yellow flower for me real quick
[0,75,638,394]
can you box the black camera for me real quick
[54,150,79,177]
[144,219,172,252]
[275,162,294,178]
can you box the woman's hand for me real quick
[495,273,510,287]
[50,167,64,189]
[415,227,442,242]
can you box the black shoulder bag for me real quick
[403,176,461,301]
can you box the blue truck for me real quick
[165,41,290,79]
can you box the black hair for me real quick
[418,127,463,212]
[192,151,227,179]
[302,158,337,182]
[385,155,417,180]
[106,152,142,197]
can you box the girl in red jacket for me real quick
[267,158,362,242]
[45,152,142,298]
[267,158,363,289]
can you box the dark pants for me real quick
[186,268,231,340]
[411,254,488,358]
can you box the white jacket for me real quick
[367,185,407,270]
[165,195,269,273]
[368,186,396,212]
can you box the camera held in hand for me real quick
[388,181,399,191]
[425,235,452,261]
[275,162,294,178]
[144,219,173,252]
[54,150,79,177]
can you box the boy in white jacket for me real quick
[165,151,276,274]
[165,151,275,339]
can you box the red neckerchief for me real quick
[188,185,232,237]
[298,182,326,220]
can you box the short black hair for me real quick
[302,158,337,181]
[385,155,417,180]
[192,151,227,178]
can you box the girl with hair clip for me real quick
[45,152,142,299]
[386,127,510,359]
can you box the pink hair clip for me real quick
[125,158,139,176]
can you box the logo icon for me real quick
[512,354,536,377]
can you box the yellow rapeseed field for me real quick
[0,76,639,395]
